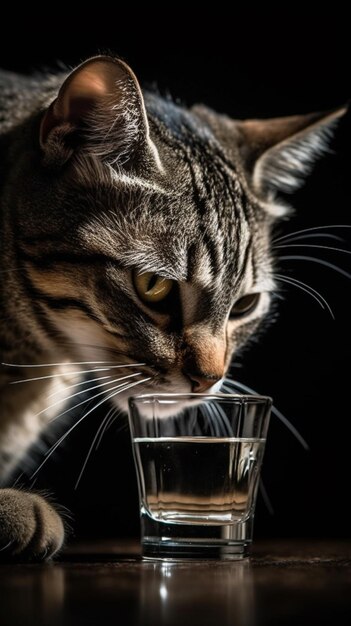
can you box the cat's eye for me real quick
[133,270,174,304]
[230,293,260,318]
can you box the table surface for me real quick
[0,540,350,625]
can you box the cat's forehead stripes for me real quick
[81,209,256,293]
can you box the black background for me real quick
[2,8,350,540]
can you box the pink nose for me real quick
[186,373,221,393]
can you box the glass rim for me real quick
[128,392,272,405]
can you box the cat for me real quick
[0,55,345,560]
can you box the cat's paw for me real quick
[0,488,65,561]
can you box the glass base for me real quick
[141,512,253,561]
[142,539,251,560]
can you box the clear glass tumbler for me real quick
[128,393,272,560]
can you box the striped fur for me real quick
[0,57,342,481]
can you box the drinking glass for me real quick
[128,393,271,560]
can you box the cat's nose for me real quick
[183,370,222,393]
[182,326,226,392]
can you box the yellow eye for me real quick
[133,270,173,304]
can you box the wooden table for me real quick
[0,540,350,625]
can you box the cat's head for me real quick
[13,56,344,415]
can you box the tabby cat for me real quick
[0,55,344,560]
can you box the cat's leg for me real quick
[0,488,64,561]
[0,364,80,560]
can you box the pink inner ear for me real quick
[39,55,149,163]
[40,64,113,147]
[60,68,111,120]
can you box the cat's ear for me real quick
[40,56,154,168]
[236,107,346,196]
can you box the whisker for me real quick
[222,378,309,450]
[2,360,121,368]
[74,413,113,490]
[279,255,351,281]
[0,540,14,552]
[29,377,151,480]
[45,375,113,400]
[273,224,351,244]
[202,403,222,436]
[210,402,234,437]
[34,373,141,422]
[274,243,351,255]
[95,407,121,450]
[29,477,38,490]
[74,377,150,489]
[274,274,335,319]
[188,407,198,435]
[31,384,124,477]
[11,472,25,488]
[259,479,274,515]
[197,404,214,435]
[270,404,309,451]
[8,363,146,385]
[106,416,130,437]
[45,373,141,428]
[273,233,345,244]
[221,383,243,396]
